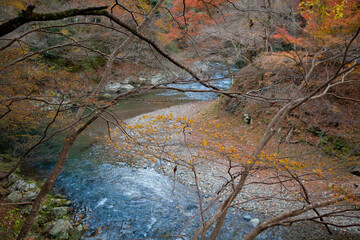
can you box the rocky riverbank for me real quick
[1,100,358,239]
[100,60,232,99]
[124,101,360,240]
[101,70,178,99]
[0,155,83,239]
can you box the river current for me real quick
[23,64,288,239]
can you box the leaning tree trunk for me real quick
[16,128,79,239]
[208,172,249,240]
[15,1,165,238]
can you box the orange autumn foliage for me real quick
[156,0,234,47]
[0,46,89,151]
[273,0,360,49]
[300,0,360,36]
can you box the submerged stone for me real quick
[243,214,252,221]
[185,204,198,211]
[250,218,260,227]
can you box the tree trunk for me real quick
[208,172,249,240]
[15,1,165,239]
[17,134,77,240]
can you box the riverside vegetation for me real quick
[0,154,83,239]
[0,0,359,239]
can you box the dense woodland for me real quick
[0,0,359,239]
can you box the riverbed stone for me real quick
[51,207,69,217]
[23,189,39,201]
[122,84,135,91]
[105,82,135,93]
[123,77,131,84]
[150,73,165,85]
[76,224,83,231]
[6,190,22,202]
[10,179,27,191]
[53,198,72,206]
[23,183,37,191]
[243,214,252,221]
[185,204,198,211]
[62,200,72,206]
[250,218,260,227]
[49,219,73,239]
[8,174,21,184]
[102,93,112,99]
[54,193,66,198]
[104,82,121,92]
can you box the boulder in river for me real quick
[104,82,135,93]
[150,73,166,85]
[250,218,260,227]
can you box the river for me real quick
[21,65,288,239]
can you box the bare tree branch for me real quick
[0,5,109,37]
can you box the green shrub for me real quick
[0,209,25,239]
[234,58,246,69]
[165,43,181,53]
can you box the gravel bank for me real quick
[125,101,360,240]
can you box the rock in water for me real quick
[150,73,165,85]
[122,84,135,91]
[243,214,252,221]
[104,82,135,93]
[250,218,260,227]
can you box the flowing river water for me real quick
[21,66,288,239]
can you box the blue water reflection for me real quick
[159,63,237,101]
